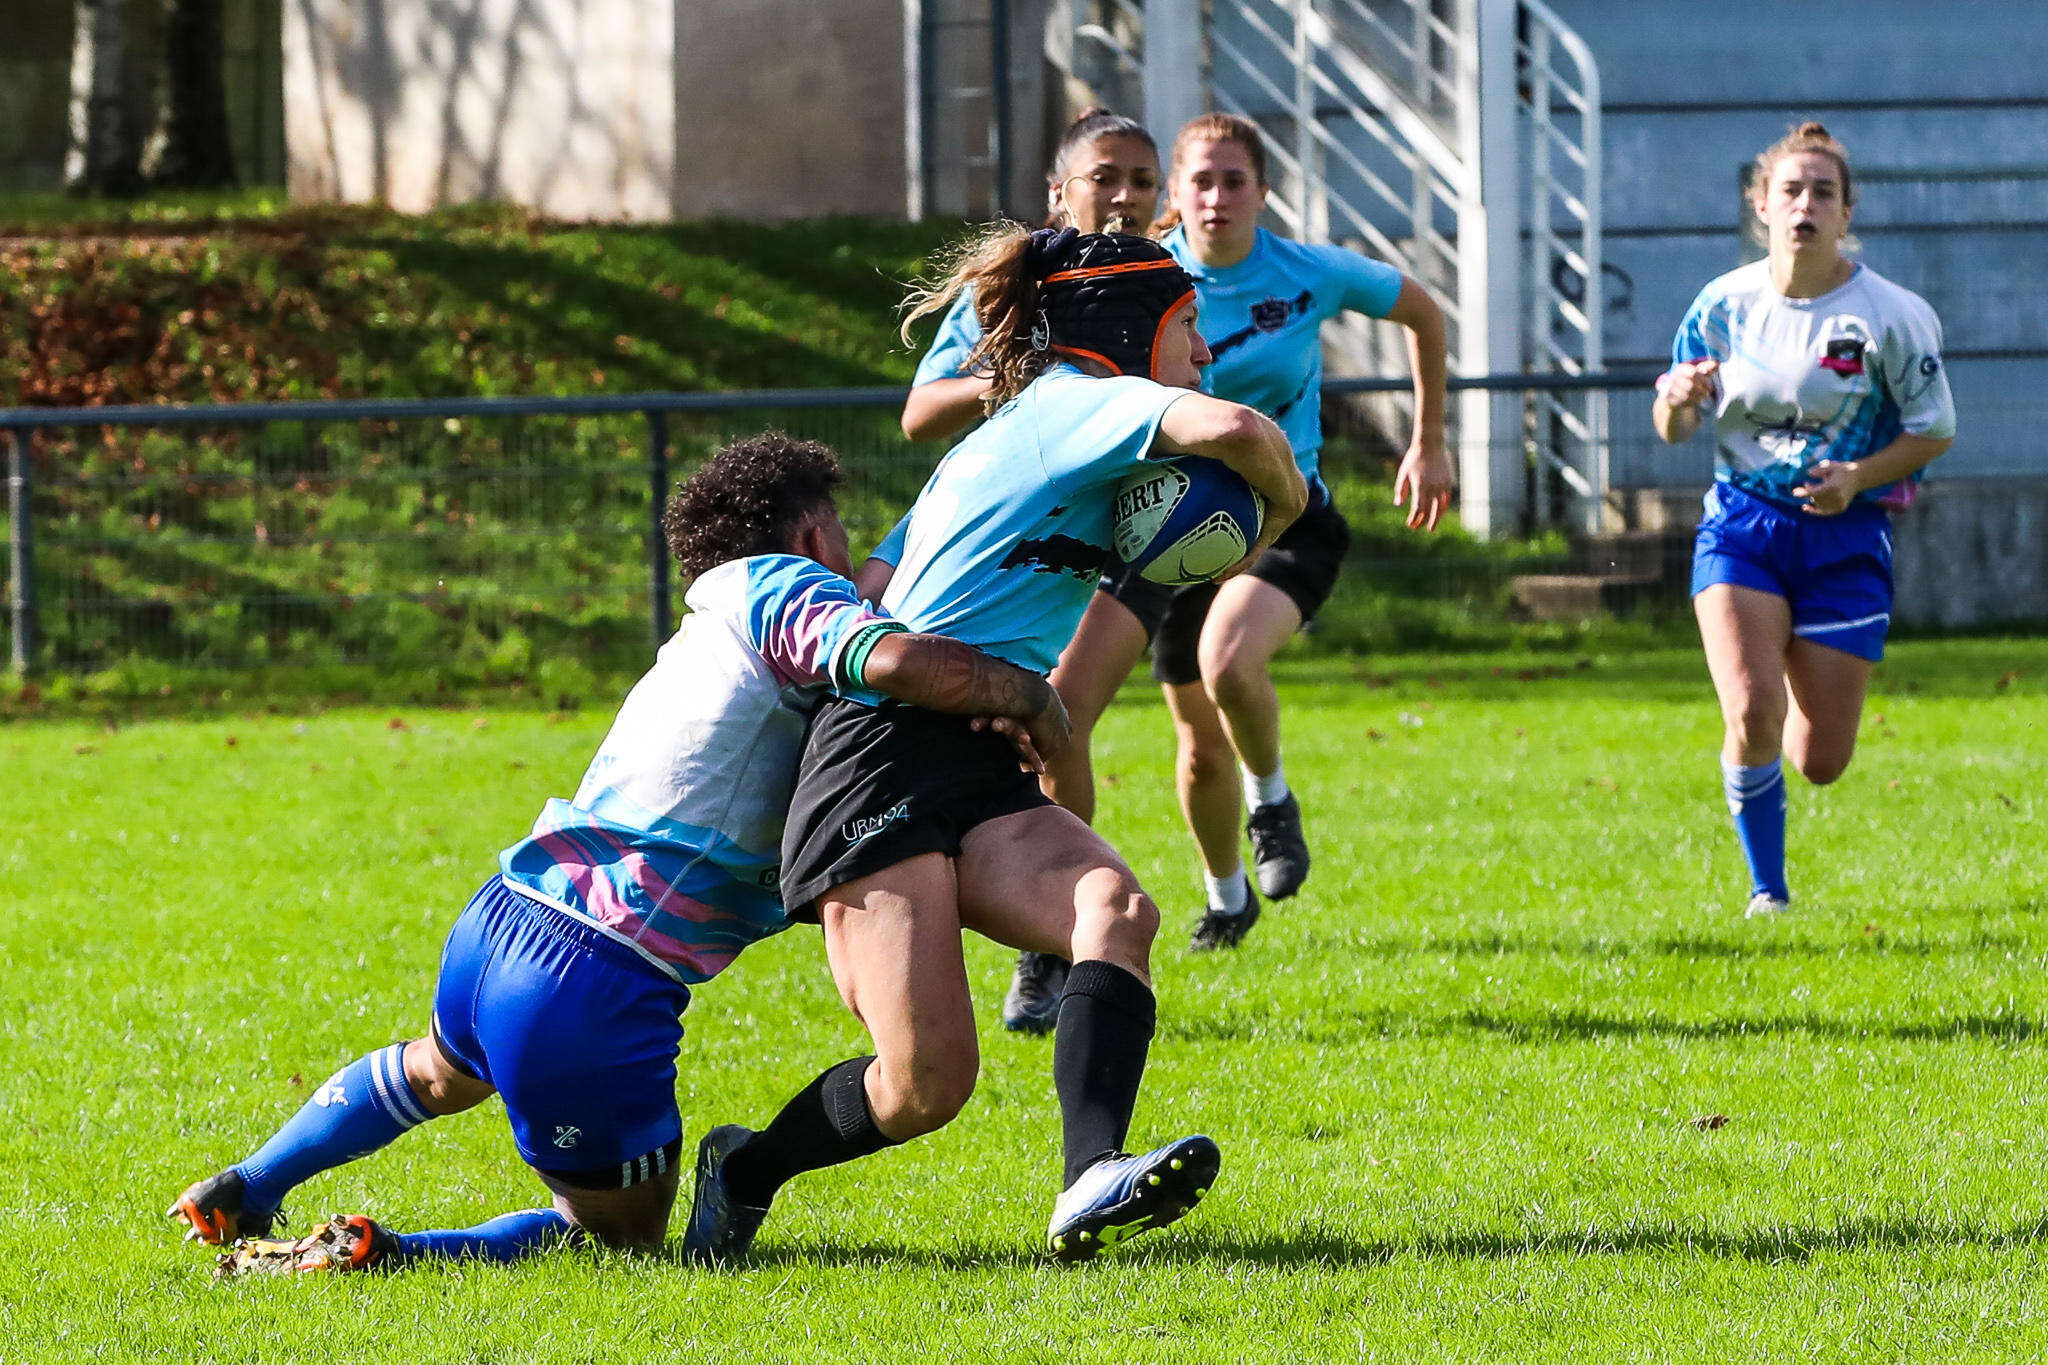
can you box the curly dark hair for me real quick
[663,431,845,579]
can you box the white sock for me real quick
[1203,867,1248,915]
[1242,763,1290,811]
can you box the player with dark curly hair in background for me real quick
[167,432,1069,1276]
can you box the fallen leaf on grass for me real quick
[1690,1114,1731,1131]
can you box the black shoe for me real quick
[167,1168,282,1246]
[1001,951,1069,1035]
[1189,877,1261,951]
[1246,793,1310,899]
[681,1125,771,1267]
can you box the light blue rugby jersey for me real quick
[911,288,984,386]
[1161,225,1403,487]
[874,364,1187,678]
[1671,260,1955,511]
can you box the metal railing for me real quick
[1516,0,1606,532]
[1,373,1715,678]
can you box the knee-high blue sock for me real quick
[233,1043,435,1213]
[390,1208,577,1265]
[1722,757,1789,899]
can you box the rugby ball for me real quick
[1111,457,1266,586]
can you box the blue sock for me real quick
[391,1208,577,1265]
[1721,757,1789,899]
[233,1043,434,1213]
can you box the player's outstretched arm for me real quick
[901,376,994,442]
[859,632,1071,767]
[1156,394,1308,555]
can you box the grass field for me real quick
[4,638,2045,1362]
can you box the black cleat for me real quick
[682,1125,771,1267]
[167,1168,281,1246]
[1190,877,1261,951]
[1000,951,1069,1035]
[1047,1135,1221,1262]
[1246,793,1310,899]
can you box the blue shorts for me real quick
[1690,482,1895,661]
[432,876,692,1181]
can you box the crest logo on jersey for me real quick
[1820,337,1865,376]
[553,1125,581,1149]
[1251,297,1295,332]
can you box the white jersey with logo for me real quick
[1671,260,1956,510]
[498,555,902,982]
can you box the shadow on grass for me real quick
[1298,927,2041,961]
[1159,1006,2046,1047]
[737,1213,2048,1272]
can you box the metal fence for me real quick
[0,372,1746,678]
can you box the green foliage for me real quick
[1,641,2045,1359]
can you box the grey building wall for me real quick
[672,0,905,219]
[283,0,906,222]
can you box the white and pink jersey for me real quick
[1671,260,1956,510]
[498,555,902,983]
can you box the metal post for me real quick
[646,411,673,650]
[903,0,926,220]
[1143,0,1204,145]
[1453,0,1527,537]
[991,0,1013,219]
[7,430,34,674]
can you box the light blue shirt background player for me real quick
[1158,222,1401,490]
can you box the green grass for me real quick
[5,638,2046,1359]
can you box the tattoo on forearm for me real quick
[888,636,1045,717]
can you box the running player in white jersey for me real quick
[167,434,1069,1275]
[685,228,1306,1265]
[1654,122,1956,917]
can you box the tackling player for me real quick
[166,433,1070,1275]
[1654,122,1955,916]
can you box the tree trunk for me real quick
[148,0,238,188]
[65,0,142,196]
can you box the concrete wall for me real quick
[284,0,904,222]
[671,0,904,219]
[1893,479,2048,631]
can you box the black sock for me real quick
[1053,960,1157,1186]
[721,1056,898,1207]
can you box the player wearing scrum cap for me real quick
[686,228,1305,1265]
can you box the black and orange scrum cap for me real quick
[1030,229,1198,380]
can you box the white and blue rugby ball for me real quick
[1111,457,1266,586]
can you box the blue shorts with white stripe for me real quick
[1691,481,1895,662]
[432,876,692,1186]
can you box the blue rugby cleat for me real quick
[1046,1135,1220,1262]
[682,1125,771,1267]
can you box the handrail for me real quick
[0,370,1677,435]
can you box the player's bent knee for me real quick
[871,1054,978,1137]
[1176,736,1234,787]
[1796,751,1853,785]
